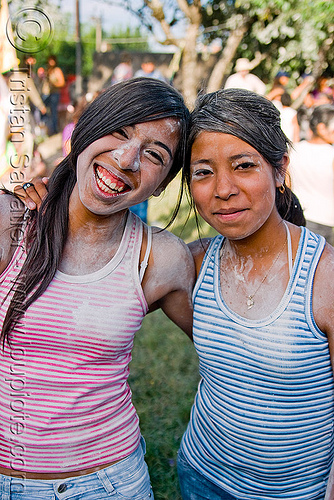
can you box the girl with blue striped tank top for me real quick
[178,89,334,500]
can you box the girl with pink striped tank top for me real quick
[0,78,194,499]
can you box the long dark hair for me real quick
[1,78,190,344]
[183,88,305,225]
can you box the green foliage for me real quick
[201,0,334,82]
[14,7,148,79]
[129,310,200,499]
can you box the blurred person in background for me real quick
[266,70,290,104]
[135,56,167,83]
[111,52,133,84]
[289,104,334,245]
[224,57,266,95]
[40,55,65,135]
[279,92,300,143]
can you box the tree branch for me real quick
[143,0,184,46]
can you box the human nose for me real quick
[214,171,238,199]
[113,144,140,172]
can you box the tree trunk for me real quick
[181,22,201,109]
[206,22,249,94]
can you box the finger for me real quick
[16,178,47,210]
[25,176,49,211]
[30,177,49,202]
[13,176,49,211]
[13,185,37,210]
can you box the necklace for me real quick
[221,224,289,310]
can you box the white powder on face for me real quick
[112,143,140,172]
[111,118,181,178]
[164,119,180,135]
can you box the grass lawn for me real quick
[129,310,199,499]
[129,178,216,499]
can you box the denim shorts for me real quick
[0,437,154,500]
[177,448,237,500]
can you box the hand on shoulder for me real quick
[13,176,49,211]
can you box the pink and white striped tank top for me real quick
[0,211,149,472]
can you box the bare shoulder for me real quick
[151,227,195,278]
[0,193,25,274]
[313,241,334,336]
[188,238,212,277]
[143,227,195,306]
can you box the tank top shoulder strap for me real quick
[125,212,152,284]
[192,235,223,301]
[123,212,150,313]
[299,227,326,337]
[139,224,152,282]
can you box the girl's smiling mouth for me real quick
[213,208,248,220]
[94,164,131,195]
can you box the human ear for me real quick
[316,122,326,136]
[275,154,289,188]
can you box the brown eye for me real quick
[143,149,166,165]
[192,168,212,176]
[236,162,255,170]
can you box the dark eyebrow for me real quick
[190,158,210,166]
[230,152,262,161]
[154,141,173,159]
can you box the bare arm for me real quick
[143,229,196,339]
[313,243,334,499]
[49,67,65,88]
[27,77,46,114]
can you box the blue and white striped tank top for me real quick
[180,227,334,500]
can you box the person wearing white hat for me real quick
[224,57,266,95]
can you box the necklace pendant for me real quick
[247,296,254,309]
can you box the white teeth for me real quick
[95,166,128,195]
[96,173,125,194]
[97,178,109,192]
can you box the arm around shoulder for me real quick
[143,229,196,339]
